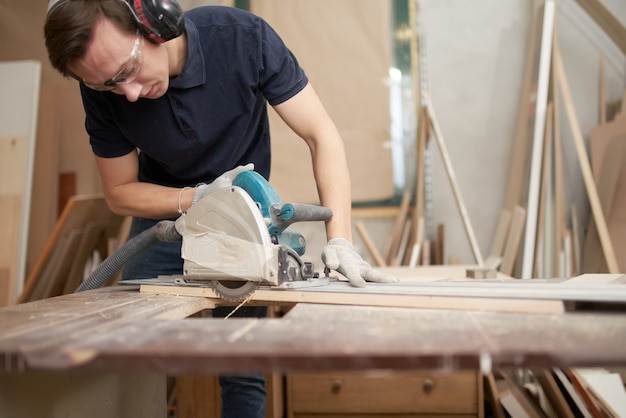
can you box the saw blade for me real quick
[211,280,260,302]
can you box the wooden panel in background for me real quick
[0,61,41,305]
[19,195,123,303]
[251,1,394,203]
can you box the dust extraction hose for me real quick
[75,220,182,292]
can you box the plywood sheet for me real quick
[0,61,41,304]
[250,1,394,203]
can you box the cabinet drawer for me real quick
[288,370,480,415]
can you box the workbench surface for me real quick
[1,284,625,374]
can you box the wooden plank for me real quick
[552,368,594,417]
[0,61,41,304]
[504,0,544,211]
[554,49,620,274]
[488,209,512,262]
[574,0,626,55]
[565,369,604,418]
[534,102,554,278]
[425,94,484,266]
[354,221,386,267]
[27,84,61,304]
[599,54,606,124]
[500,206,527,276]
[553,53,566,278]
[0,194,21,305]
[383,189,411,265]
[521,0,555,279]
[409,106,428,265]
[563,274,626,285]
[534,369,576,418]
[497,371,547,418]
[138,279,571,314]
[0,268,9,308]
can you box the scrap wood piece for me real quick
[484,373,507,418]
[410,106,429,260]
[570,205,582,276]
[573,369,626,418]
[552,368,597,417]
[465,268,497,279]
[504,0,545,211]
[496,371,548,418]
[574,0,626,55]
[583,134,626,274]
[407,216,424,267]
[354,221,386,267]
[0,268,9,308]
[520,0,556,279]
[554,49,619,274]
[565,369,605,418]
[382,189,412,265]
[533,102,554,279]
[394,216,412,266]
[425,93,484,266]
[553,57,566,277]
[500,206,527,277]
[599,54,606,124]
[488,209,512,263]
[533,369,576,418]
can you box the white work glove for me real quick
[192,163,254,204]
[322,238,398,288]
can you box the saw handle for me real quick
[270,203,332,231]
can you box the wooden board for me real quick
[574,0,626,55]
[554,50,620,274]
[138,280,565,314]
[251,1,394,203]
[521,0,556,279]
[0,61,41,305]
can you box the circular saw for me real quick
[174,171,332,302]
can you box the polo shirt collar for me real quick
[169,18,205,89]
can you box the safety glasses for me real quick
[83,30,144,91]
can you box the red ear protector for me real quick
[47,0,184,43]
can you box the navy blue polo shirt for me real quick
[80,6,308,187]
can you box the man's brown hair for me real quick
[44,0,138,77]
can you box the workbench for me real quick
[1,268,625,417]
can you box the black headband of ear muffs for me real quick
[47,0,184,43]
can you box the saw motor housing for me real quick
[174,171,332,292]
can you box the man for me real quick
[45,0,396,416]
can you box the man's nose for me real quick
[115,82,142,102]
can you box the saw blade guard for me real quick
[175,186,281,285]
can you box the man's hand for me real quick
[322,238,398,287]
[192,163,254,204]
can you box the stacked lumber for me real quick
[493,0,625,279]
[485,368,626,418]
[18,195,129,303]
